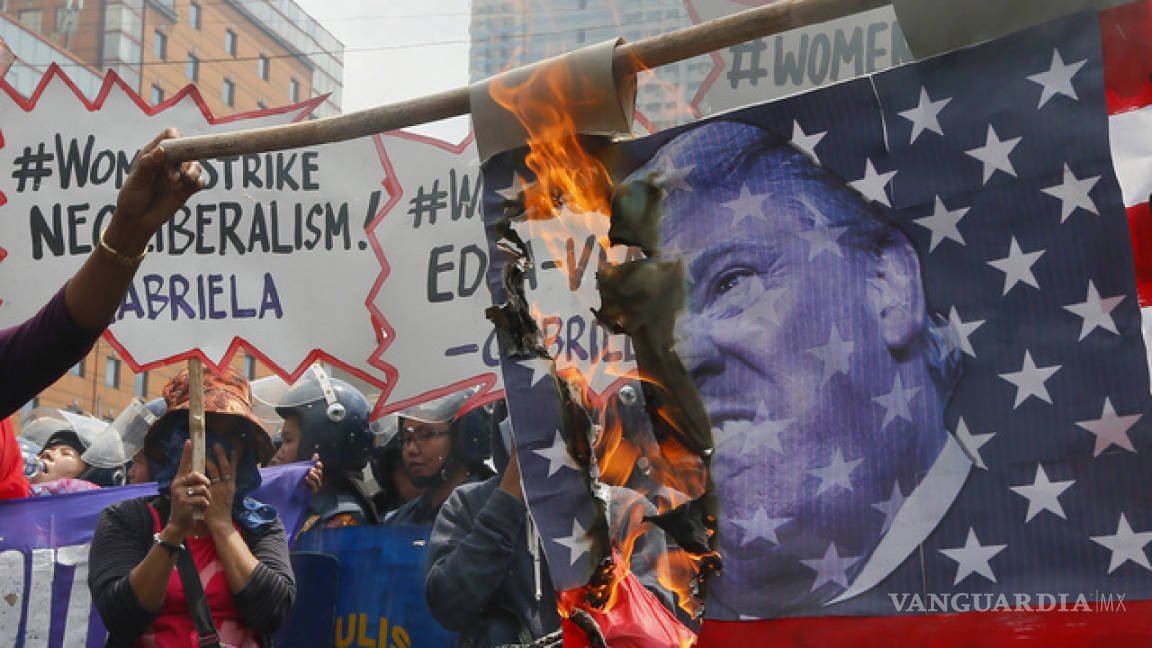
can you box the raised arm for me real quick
[0,129,203,419]
[425,477,528,631]
[207,444,295,633]
[65,128,203,328]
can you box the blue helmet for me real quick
[275,366,374,472]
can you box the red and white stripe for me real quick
[1101,1,1152,376]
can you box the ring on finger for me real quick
[186,487,194,497]
[221,475,232,481]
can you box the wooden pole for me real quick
[161,0,886,163]
[187,357,206,520]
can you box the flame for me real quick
[489,62,613,223]
[489,45,712,635]
[656,548,719,618]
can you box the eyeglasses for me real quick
[400,428,448,447]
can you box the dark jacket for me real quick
[88,497,296,647]
[384,472,485,527]
[425,476,561,647]
[383,489,444,527]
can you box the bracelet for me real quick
[98,228,148,267]
[152,532,184,556]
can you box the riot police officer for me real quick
[273,365,378,530]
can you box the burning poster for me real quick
[479,6,1151,639]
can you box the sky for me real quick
[293,0,474,142]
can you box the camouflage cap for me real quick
[146,366,274,462]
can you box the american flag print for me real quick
[481,8,1152,623]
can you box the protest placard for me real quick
[0,67,507,416]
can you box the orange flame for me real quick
[489,60,613,223]
[489,46,712,631]
[656,548,718,618]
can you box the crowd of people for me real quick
[0,130,565,648]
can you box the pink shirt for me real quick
[135,505,259,648]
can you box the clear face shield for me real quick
[373,415,398,449]
[22,406,104,447]
[249,374,292,442]
[394,387,481,450]
[20,406,77,449]
[80,399,158,469]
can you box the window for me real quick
[69,361,84,377]
[258,54,269,80]
[243,355,256,380]
[55,6,80,36]
[289,78,299,103]
[150,84,164,104]
[153,30,167,59]
[105,357,121,388]
[189,1,201,29]
[222,78,235,106]
[224,29,237,56]
[18,9,41,32]
[186,53,199,81]
[133,370,149,397]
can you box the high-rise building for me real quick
[0,0,344,432]
[0,0,343,117]
[469,0,713,131]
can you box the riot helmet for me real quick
[22,407,126,487]
[274,365,377,472]
[397,387,493,488]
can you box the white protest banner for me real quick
[367,132,503,413]
[0,66,511,416]
[508,203,638,399]
[0,67,387,393]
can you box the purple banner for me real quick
[0,462,311,647]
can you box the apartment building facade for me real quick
[0,0,343,116]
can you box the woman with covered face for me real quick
[88,368,295,647]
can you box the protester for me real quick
[425,393,684,646]
[383,390,493,526]
[21,406,126,494]
[28,430,101,495]
[271,364,377,530]
[370,434,422,515]
[0,129,203,500]
[88,367,294,648]
[425,418,561,646]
